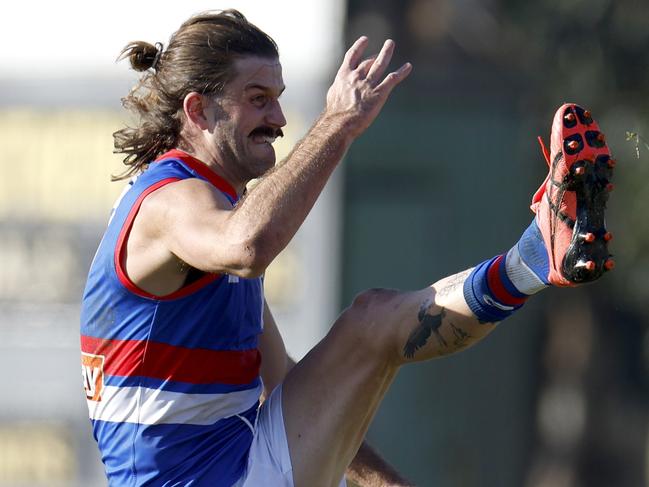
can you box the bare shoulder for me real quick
[138,178,231,232]
[145,177,233,215]
[129,176,250,274]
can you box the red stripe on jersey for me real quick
[81,335,261,385]
[155,149,238,203]
[486,255,527,306]
[114,177,222,301]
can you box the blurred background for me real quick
[1,0,648,486]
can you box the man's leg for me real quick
[282,273,492,487]
[282,103,615,487]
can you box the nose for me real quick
[267,99,287,128]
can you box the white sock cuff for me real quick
[505,245,547,295]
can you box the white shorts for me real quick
[233,384,347,487]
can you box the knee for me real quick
[336,288,403,358]
[350,287,399,309]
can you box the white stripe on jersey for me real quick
[87,382,262,425]
[108,177,138,225]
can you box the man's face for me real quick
[204,56,286,182]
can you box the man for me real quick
[80,9,615,487]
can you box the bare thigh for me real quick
[282,288,422,487]
[281,273,494,487]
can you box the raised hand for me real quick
[325,37,412,139]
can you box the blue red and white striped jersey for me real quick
[80,150,264,486]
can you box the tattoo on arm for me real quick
[403,301,447,359]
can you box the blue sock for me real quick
[463,219,549,324]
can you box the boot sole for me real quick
[548,105,614,283]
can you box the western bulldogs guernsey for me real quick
[80,150,264,486]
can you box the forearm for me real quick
[347,441,415,487]
[225,37,411,272]
[229,113,352,270]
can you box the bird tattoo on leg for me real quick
[403,304,447,359]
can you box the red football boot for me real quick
[531,103,615,286]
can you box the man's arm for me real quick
[149,38,411,278]
[259,302,415,487]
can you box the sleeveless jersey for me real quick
[80,150,264,486]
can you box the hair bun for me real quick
[118,41,163,72]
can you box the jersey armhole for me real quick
[113,177,221,301]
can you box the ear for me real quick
[183,92,210,130]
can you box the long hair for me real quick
[112,9,278,180]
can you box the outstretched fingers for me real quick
[342,36,369,72]
[361,39,412,94]
[355,55,378,78]
[375,62,413,94]
[365,39,395,85]
[341,37,411,91]
[327,37,412,139]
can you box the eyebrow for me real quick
[245,84,286,96]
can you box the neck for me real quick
[179,146,248,197]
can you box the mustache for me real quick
[250,126,284,138]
